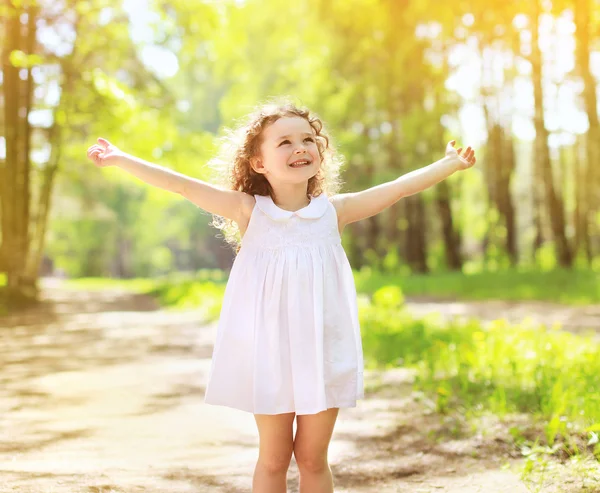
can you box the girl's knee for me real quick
[258,449,293,475]
[294,450,328,474]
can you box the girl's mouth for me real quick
[289,160,311,168]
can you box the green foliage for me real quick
[371,285,405,308]
[47,218,117,277]
[9,49,43,68]
[354,268,600,305]
[361,293,600,456]
[148,277,225,321]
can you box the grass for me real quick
[360,285,600,462]
[56,267,600,305]
[145,276,225,320]
[354,268,600,305]
[64,269,226,291]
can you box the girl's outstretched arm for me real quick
[86,138,252,223]
[332,140,476,227]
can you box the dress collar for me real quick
[254,193,329,221]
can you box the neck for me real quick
[271,183,310,212]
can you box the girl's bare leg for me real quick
[293,407,339,493]
[253,412,296,493]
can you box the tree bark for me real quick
[487,124,518,265]
[25,123,60,281]
[1,1,35,301]
[435,180,462,270]
[530,0,573,267]
[574,0,599,263]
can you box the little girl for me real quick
[86,101,476,493]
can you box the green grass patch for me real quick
[63,267,598,306]
[361,285,600,458]
[64,269,225,291]
[355,267,600,305]
[147,276,225,321]
[0,273,6,287]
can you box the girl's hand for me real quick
[86,138,125,167]
[446,140,476,170]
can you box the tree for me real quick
[530,0,573,267]
[1,0,39,304]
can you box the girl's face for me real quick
[252,116,321,185]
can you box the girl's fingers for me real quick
[97,137,110,147]
[90,149,104,162]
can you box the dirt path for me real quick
[0,284,536,492]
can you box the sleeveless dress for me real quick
[203,193,364,415]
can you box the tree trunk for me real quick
[25,124,61,281]
[364,161,381,269]
[413,194,428,273]
[574,0,599,263]
[432,78,462,271]
[531,0,573,267]
[347,222,366,270]
[435,181,462,270]
[20,4,39,285]
[489,124,517,265]
[573,136,591,262]
[1,1,36,303]
[404,195,428,273]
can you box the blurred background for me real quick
[1,0,599,297]
[0,0,599,491]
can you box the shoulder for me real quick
[239,192,257,217]
[328,193,351,218]
[327,193,350,235]
[328,194,343,208]
[236,192,256,224]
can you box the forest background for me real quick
[1,0,599,295]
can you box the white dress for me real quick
[203,193,364,415]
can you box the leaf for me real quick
[9,50,43,68]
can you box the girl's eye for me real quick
[278,137,314,146]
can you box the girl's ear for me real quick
[250,156,266,174]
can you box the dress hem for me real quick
[203,397,362,415]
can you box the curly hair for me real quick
[209,99,345,249]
